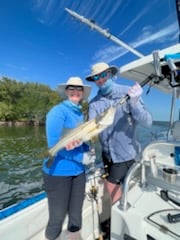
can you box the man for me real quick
[86,62,152,204]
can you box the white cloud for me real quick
[5,64,28,72]
[32,0,67,25]
[93,22,179,63]
[57,51,64,56]
[32,0,123,26]
[120,0,159,36]
[135,22,178,46]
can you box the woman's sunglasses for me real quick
[92,71,108,81]
[66,85,84,91]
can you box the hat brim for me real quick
[57,84,91,100]
[86,66,118,81]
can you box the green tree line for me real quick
[0,77,62,124]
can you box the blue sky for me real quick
[0,0,179,121]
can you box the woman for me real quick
[42,77,91,240]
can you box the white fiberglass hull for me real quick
[111,178,180,240]
[1,43,180,240]
[111,141,180,240]
[0,169,111,240]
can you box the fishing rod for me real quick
[65,8,144,58]
[89,173,104,240]
[43,74,153,162]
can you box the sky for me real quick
[0,0,180,121]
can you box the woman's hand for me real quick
[65,139,83,150]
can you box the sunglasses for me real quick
[66,85,84,91]
[92,71,108,81]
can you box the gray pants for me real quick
[43,172,86,240]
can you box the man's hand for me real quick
[128,82,143,105]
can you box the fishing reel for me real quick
[162,56,180,87]
[101,172,109,179]
[100,164,109,179]
[90,185,98,197]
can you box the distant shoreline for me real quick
[153,120,169,126]
[0,121,45,127]
[0,120,169,127]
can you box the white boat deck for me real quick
[0,170,111,240]
[111,141,180,240]
[1,43,180,240]
[112,181,180,240]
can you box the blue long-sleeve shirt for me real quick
[43,100,89,176]
[88,83,152,163]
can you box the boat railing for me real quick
[119,140,180,211]
[119,161,142,211]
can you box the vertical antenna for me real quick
[176,0,180,42]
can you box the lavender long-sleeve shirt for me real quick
[88,83,152,163]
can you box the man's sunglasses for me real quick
[66,85,84,91]
[92,71,108,81]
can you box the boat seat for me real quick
[142,141,180,168]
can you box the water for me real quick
[0,122,168,210]
[0,126,47,209]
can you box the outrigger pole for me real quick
[65,8,144,58]
[175,0,180,42]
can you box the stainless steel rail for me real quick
[119,161,141,211]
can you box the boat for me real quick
[0,165,111,240]
[111,44,180,240]
[1,3,180,240]
[0,42,179,240]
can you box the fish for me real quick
[47,106,116,157]
[45,76,151,158]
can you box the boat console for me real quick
[111,44,180,240]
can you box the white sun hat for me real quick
[86,62,118,81]
[58,77,91,100]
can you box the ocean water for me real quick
[0,122,169,210]
[0,126,46,210]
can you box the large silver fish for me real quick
[46,76,151,158]
[47,106,116,157]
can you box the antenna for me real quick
[65,8,144,58]
[176,0,180,42]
